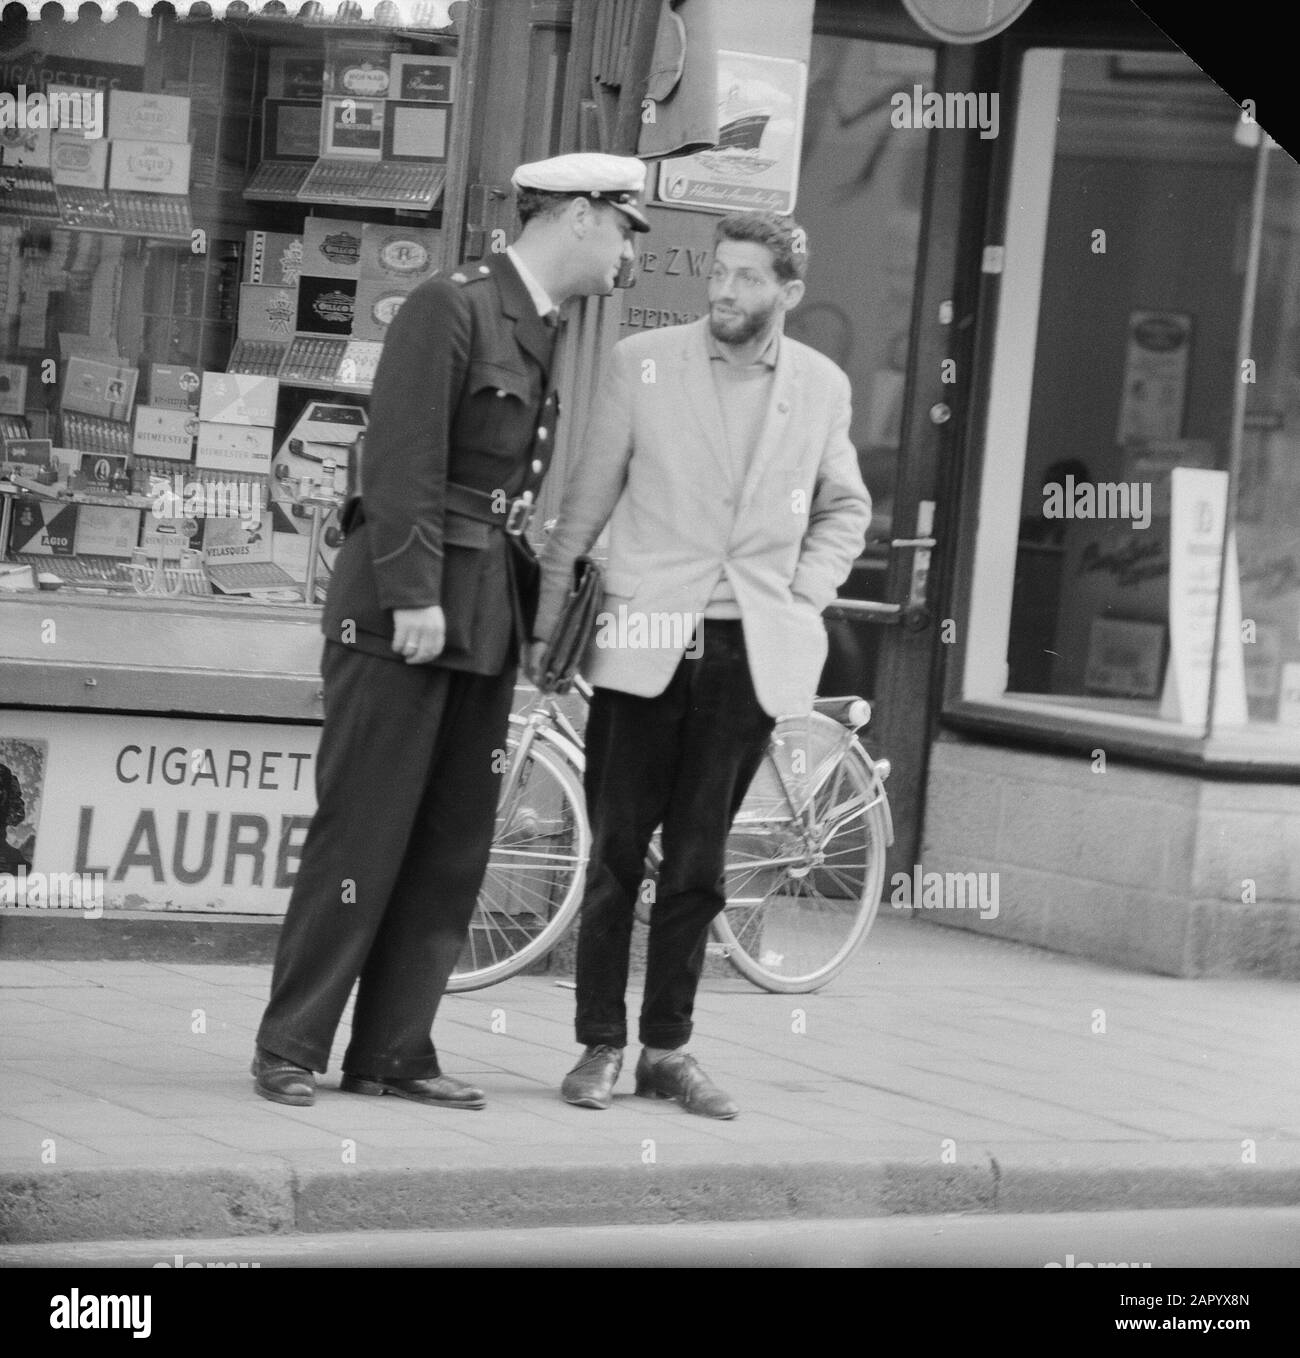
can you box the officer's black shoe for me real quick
[251,1048,316,1107]
[339,1073,486,1109]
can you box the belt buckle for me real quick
[504,492,534,537]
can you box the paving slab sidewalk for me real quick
[2,915,1299,1245]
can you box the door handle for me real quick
[824,599,902,624]
[889,537,937,549]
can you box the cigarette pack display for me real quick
[109,192,191,235]
[148,364,202,411]
[59,413,132,457]
[2,437,52,476]
[108,141,192,196]
[326,37,396,98]
[389,54,457,103]
[351,278,415,342]
[133,405,197,462]
[54,185,116,228]
[320,97,385,159]
[358,223,441,282]
[49,133,109,189]
[261,99,323,163]
[107,91,192,144]
[227,339,289,377]
[202,512,274,563]
[195,422,275,473]
[302,217,364,279]
[296,276,357,337]
[74,451,129,489]
[238,283,298,342]
[76,504,142,557]
[140,512,208,559]
[383,102,448,161]
[244,228,306,286]
[269,47,325,99]
[279,336,350,383]
[335,340,383,387]
[199,372,280,427]
[61,358,138,421]
[9,499,78,555]
[0,166,58,217]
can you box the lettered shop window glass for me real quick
[1002,49,1252,732]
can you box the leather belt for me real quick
[345,484,535,538]
[444,482,535,537]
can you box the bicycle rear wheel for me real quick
[447,722,589,992]
[713,739,889,993]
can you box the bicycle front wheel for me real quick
[713,740,888,993]
[447,724,589,992]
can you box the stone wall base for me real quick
[912,732,1300,979]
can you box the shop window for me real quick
[1,10,458,616]
[955,46,1296,764]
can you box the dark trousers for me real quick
[257,641,515,1078]
[575,619,776,1049]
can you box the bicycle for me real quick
[449,671,894,995]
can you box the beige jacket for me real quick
[535,318,871,716]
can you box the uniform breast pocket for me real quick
[462,361,533,453]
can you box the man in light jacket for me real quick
[530,210,871,1118]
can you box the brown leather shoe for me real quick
[561,1044,624,1109]
[251,1048,315,1107]
[634,1050,738,1119]
[339,1072,486,1109]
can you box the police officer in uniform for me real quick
[253,154,650,1109]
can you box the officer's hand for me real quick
[392,606,446,665]
[525,639,550,688]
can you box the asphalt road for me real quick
[4,1206,1298,1269]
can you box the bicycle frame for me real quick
[725,717,894,882]
[518,675,894,868]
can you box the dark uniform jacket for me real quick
[323,253,560,675]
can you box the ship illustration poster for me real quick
[655,51,806,215]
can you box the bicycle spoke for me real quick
[451,731,589,990]
[716,733,888,991]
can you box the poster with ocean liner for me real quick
[654,51,806,214]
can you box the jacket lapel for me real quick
[492,253,555,374]
[678,319,733,485]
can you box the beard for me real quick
[709,299,776,346]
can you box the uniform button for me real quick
[497,389,507,397]
[778,401,789,413]
[479,265,490,273]
[537,428,549,441]
[531,459,543,473]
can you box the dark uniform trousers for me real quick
[257,641,514,1077]
[256,254,555,1079]
[575,619,776,1050]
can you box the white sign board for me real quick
[0,712,319,916]
[1159,467,1248,728]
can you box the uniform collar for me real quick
[506,245,557,318]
